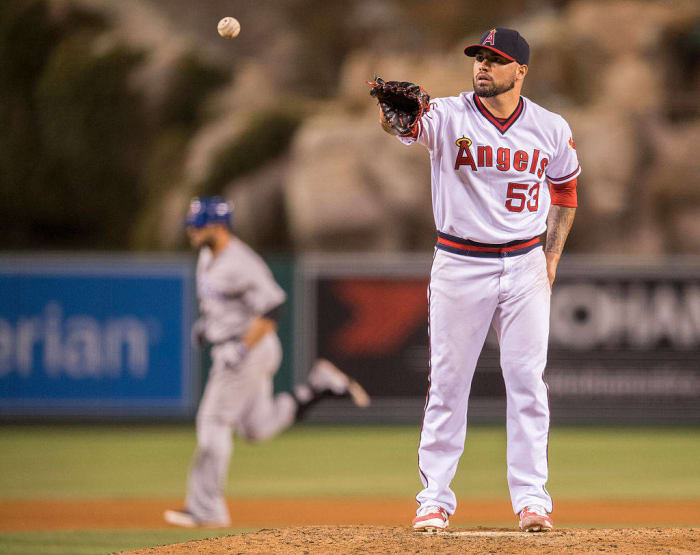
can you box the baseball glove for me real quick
[368,76,430,136]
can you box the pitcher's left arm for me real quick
[544,204,576,287]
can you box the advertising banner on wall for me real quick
[0,255,197,418]
[297,254,700,423]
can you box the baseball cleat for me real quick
[163,509,230,529]
[518,505,553,532]
[308,359,371,407]
[412,505,449,532]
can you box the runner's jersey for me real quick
[196,239,286,344]
[399,91,581,243]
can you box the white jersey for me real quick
[196,239,286,344]
[400,91,581,243]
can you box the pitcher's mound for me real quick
[127,525,699,554]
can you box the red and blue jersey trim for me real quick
[473,94,524,134]
[547,164,581,184]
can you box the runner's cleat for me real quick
[308,359,371,407]
[164,509,230,529]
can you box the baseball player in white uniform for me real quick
[164,197,370,528]
[372,27,580,532]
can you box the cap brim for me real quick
[464,44,517,63]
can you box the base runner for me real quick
[370,27,580,532]
[164,196,370,528]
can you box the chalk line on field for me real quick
[445,531,528,537]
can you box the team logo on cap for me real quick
[188,199,201,215]
[483,28,496,46]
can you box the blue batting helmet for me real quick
[185,196,233,229]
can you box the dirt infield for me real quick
[2,498,700,531]
[125,526,699,554]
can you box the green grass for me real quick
[549,427,700,499]
[0,529,245,555]
[0,425,699,553]
[0,425,699,501]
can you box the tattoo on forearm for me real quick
[545,206,576,255]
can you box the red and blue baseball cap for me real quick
[464,27,530,65]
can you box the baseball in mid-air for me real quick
[217,17,240,39]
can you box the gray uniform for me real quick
[185,239,297,524]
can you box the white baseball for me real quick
[217,17,240,39]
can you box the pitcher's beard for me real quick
[473,76,516,98]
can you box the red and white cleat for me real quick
[518,505,553,532]
[412,505,449,532]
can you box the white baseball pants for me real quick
[185,332,297,523]
[417,246,552,516]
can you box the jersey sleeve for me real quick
[243,275,286,317]
[396,98,444,151]
[238,257,287,317]
[545,117,581,186]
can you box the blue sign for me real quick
[0,255,197,417]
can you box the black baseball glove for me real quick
[368,76,430,136]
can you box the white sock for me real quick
[293,383,313,404]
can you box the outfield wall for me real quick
[296,253,700,424]
[1,252,699,423]
[0,254,199,418]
